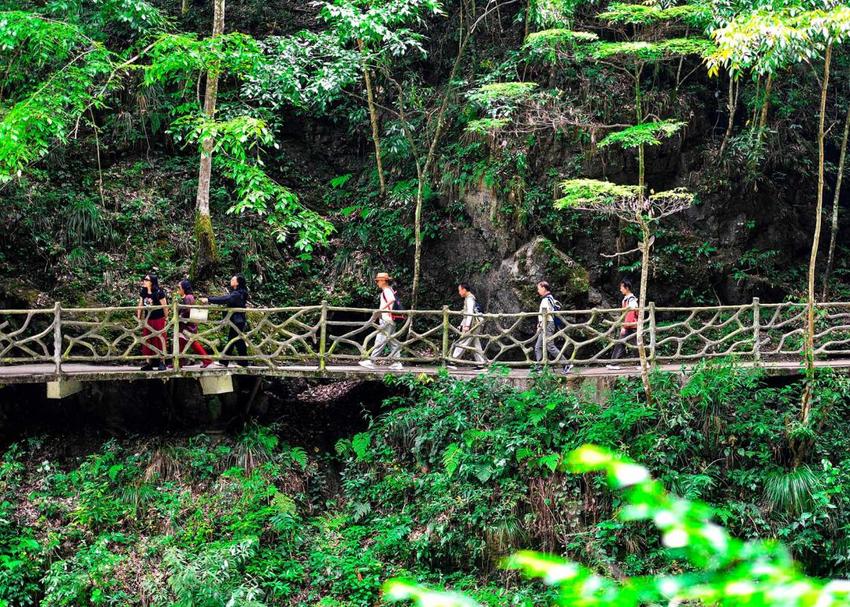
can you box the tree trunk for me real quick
[182,0,190,15]
[357,39,386,197]
[719,75,737,157]
[822,103,850,300]
[801,44,832,426]
[758,73,773,133]
[410,19,472,307]
[412,161,425,310]
[192,0,224,280]
[635,66,645,190]
[636,217,653,406]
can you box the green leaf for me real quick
[599,120,687,150]
[537,452,560,472]
[352,432,371,460]
[442,443,462,476]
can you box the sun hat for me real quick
[375,272,392,281]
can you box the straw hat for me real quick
[374,272,392,281]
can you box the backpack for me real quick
[623,294,639,328]
[472,296,483,315]
[546,295,566,330]
[386,289,405,322]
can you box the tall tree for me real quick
[823,104,850,298]
[312,0,445,198]
[193,0,225,280]
[710,4,850,445]
[513,1,709,400]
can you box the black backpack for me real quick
[472,296,483,315]
[546,295,566,330]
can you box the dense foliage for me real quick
[3,363,850,604]
[0,0,848,309]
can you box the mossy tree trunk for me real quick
[192,0,224,280]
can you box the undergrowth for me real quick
[2,361,850,605]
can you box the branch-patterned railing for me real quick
[1,299,849,372]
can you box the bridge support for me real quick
[199,374,234,396]
[46,379,83,399]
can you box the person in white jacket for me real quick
[447,283,487,369]
[359,272,403,370]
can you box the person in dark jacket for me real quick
[176,279,212,368]
[201,275,250,367]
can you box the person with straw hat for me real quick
[359,271,403,370]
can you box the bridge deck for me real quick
[0,359,848,386]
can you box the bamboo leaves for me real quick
[386,445,850,607]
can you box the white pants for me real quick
[451,331,487,364]
[370,319,402,360]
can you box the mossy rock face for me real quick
[485,237,589,313]
[0,278,49,308]
[508,237,589,309]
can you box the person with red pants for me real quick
[176,279,213,367]
[137,273,168,371]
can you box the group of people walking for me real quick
[354,272,641,373]
[136,270,641,372]
[137,273,249,371]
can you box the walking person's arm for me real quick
[205,292,238,306]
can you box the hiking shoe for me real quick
[358,360,376,369]
[563,364,574,375]
[205,361,224,369]
[606,364,621,370]
[156,362,166,371]
[388,362,404,370]
[140,363,154,371]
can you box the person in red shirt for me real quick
[137,273,168,371]
[607,278,639,370]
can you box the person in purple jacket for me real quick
[201,275,249,367]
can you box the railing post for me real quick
[542,309,550,367]
[441,305,450,366]
[318,300,328,371]
[53,302,62,376]
[752,297,761,364]
[648,302,656,364]
[172,298,180,371]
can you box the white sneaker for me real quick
[205,362,225,369]
[446,364,459,370]
[358,360,376,369]
[388,362,404,370]
[606,364,621,370]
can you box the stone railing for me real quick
[0,299,847,371]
